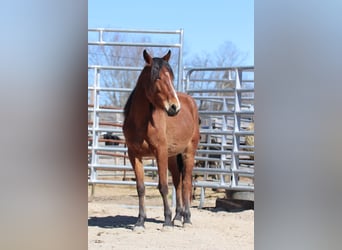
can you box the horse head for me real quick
[143,50,181,116]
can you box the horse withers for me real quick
[123,50,200,230]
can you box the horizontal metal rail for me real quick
[88,41,182,48]
[88,28,183,35]
[88,65,142,71]
[88,164,254,177]
[88,87,132,92]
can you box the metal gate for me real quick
[88,28,254,206]
[184,67,254,205]
[88,28,184,188]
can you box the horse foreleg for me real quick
[156,151,172,227]
[129,153,146,228]
[168,155,183,226]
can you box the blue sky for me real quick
[88,0,254,66]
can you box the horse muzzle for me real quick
[166,103,180,116]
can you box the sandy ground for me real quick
[88,184,254,250]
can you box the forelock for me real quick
[151,58,174,82]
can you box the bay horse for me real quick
[123,50,200,229]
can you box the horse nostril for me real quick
[170,104,177,112]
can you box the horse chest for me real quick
[147,132,186,156]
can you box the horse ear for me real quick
[143,50,152,64]
[162,50,171,62]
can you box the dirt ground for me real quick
[88,184,254,250]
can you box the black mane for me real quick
[123,88,135,118]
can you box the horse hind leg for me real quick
[181,151,196,226]
[168,155,183,227]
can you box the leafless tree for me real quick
[184,41,248,111]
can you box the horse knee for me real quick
[158,183,168,196]
[182,179,192,190]
[137,183,145,197]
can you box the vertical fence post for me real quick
[231,68,243,188]
[90,67,100,184]
[177,28,184,92]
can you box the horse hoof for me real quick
[161,225,173,232]
[183,222,193,228]
[173,219,183,227]
[133,226,145,233]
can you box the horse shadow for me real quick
[88,215,163,230]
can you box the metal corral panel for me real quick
[184,67,254,206]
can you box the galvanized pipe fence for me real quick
[88,28,254,207]
[184,67,254,206]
